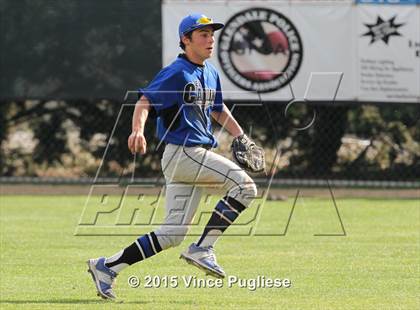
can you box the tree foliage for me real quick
[0,0,418,181]
[0,0,161,100]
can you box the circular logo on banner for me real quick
[218,8,303,93]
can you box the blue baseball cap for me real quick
[178,13,224,38]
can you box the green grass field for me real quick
[0,194,419,309]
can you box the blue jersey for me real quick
[140,54,224,147]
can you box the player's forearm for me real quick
[132,95,151,134]
[212,105,244,138]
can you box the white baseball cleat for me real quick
[180,243,226,278]
[87,257,117,300]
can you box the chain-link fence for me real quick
[1,99,419,188]
[1,1,419,188]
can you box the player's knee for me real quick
[228,179,257,208]
[241,181,257,204]
[245,181,258,200]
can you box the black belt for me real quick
[165,143,212,150]
[196,144,212,150]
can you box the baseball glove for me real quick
[231,134,265,173]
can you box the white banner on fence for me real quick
[162,0,420,103]
[357,4,420,102]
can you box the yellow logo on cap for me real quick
[197,16,213,25]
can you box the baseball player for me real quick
[87,13,264,300]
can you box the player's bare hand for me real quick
[128,131,147,154]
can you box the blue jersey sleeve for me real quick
[139,68,182,113]
[212,75,224,113]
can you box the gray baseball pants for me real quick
[154,143,257,249]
